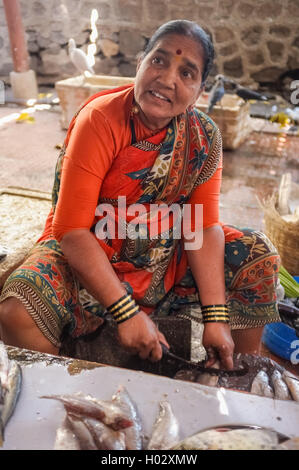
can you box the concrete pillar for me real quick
[3,0,38,101]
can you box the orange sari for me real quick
[0,86,280,347]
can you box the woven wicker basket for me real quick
[195,92,252,150]
[259,184,299,275]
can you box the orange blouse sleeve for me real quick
[187,154,223,231]
[52,106,116,242]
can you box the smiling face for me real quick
[134,34,205,130]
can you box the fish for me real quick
[0,343,22,446]
[54,415,81,450]
[271,370,291,400]
[282,371,299,402]
[82,416,126,450]
[54,412,127,451]
[250,370,274,398]
[66,413,98,450]
[147,401,179,450]
[41,393,133,431]
[196,360,220,387]
[55,412,126,450]
[0,341,10,393]
[172,428,280,450]
[112,385,143,450]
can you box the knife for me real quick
[160,342,249,377]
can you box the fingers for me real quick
[117,311,170,363]
[219,348,234,370]
[205,347,217,367]
[205,346,234,370]
[139,330,169,362]
[138,340,161,361]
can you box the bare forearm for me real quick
[185,224,226,305]
[60,229,169,361]
[60,229,126,308]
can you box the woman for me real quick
[0,20,280,368]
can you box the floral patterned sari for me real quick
[0,88,281,347]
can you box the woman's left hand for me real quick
[202,322,235,370]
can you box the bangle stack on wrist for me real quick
[107,293,140,324]
[201,304,230,324]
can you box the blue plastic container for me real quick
[262,322,298,361]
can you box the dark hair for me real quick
[144,20,214,87]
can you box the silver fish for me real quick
[0,360,22,446]
[282,371,299,402]
[83,416,126,450]
[0,341,10,392]
[197,360,220,387]
[66,413,98,450]
[54,415,81,450]
[112,385,143,450]
[250,370,274,398]
[147,401,179,450]
[41,393,133,430]
[271,370,291,400]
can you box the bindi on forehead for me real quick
[176,49,182,55]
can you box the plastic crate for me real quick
[262,322,298,361]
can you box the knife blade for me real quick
[160,343,249,377]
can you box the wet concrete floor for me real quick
[221,129,299,230]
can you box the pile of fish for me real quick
[174,353,299,402]
[42,388,299,451]
[0,341,22,446]
[42,387,180,450]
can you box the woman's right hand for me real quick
[117,310,169,362]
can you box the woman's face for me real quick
[134,34,205,130]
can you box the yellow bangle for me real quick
[114,305,140,324]
[107,293,132,314]
[107,293,140,324]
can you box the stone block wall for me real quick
[0,0,298,86]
